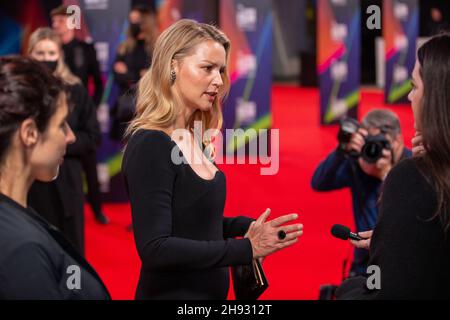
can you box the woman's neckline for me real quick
[140,128,221,182]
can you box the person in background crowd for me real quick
[51,5,109,225]
[27,27,100,255]
[426,7,450,36]
[110,5,157,142]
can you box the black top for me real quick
[122,129,254,300]
[63,38,104,106]
[336,158,450,299]
[110,40,152,141]
[113,40,151,95]
[0,193,110,299]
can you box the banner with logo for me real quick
[219,0,272,154]
[156,0,218,32]
[383,0,418,104]
[317,0,360,124]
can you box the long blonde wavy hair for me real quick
[27,27,80,86]
[126,19,231,143]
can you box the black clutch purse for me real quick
[231,259,268,300]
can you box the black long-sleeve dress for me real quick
[122,129,254,299]
[28,83,100,256]
[336,158,450,299]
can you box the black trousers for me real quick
[81,151,103,215]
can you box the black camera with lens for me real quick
[361,134,391,163]
[337,117,392,163]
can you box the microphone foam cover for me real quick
[331,224,350,240]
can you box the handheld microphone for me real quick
[331,224,363,241]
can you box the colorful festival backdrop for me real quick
[220,0,272,154]
[383,0,418,104]
[156,0,218,31]
[0,1,60,55]
[317,0,360,124]
[1,0,274,199]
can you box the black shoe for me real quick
[94,212,110,225]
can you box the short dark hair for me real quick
[361,109,401,138]
[0,56,65,165]
[50,5,70,18]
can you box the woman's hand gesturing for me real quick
[245,208,303,259]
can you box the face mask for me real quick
[40,60,58,73]
[129,23,142,38]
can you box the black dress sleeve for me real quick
[223,216,254,238]
[123,130,253,272]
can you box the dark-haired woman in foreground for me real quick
[337,33,450,299]
[0,56,109,299]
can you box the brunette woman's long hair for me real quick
[416,33,450,231]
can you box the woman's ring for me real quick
[278,230,287,240]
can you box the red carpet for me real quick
[85,85,415,300]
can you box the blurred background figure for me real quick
[51,5,109,225]
[51,5,103,105]
[426,7,450,36]
[27,27,100,255]
[109,4,157,142]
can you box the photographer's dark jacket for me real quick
[311,148,411,231]
[0,193,110,299]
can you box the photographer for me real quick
[311,109,411,276]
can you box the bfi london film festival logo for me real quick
[169,121,279,176]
